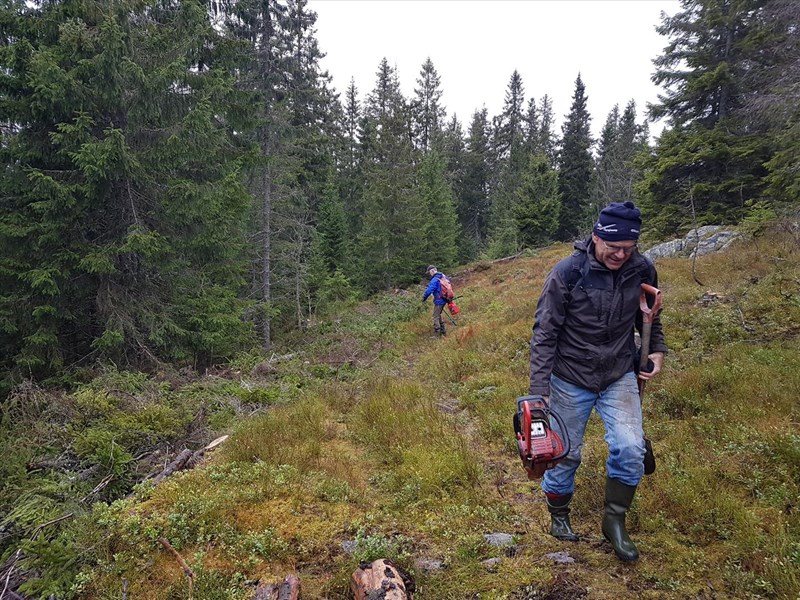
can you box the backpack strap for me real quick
[565,252,584,292]
[563,251,591,304]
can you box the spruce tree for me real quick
[460,108,492,257]
[0,0,254,382]
[536,94,559,168]
[418,151,459,269]
[595,104,620,211]
[492,70,525,161]
[524,97,540,155]
[411,57,446,153]
[487,71,527,256]
[220,0,333,344]
[358,58,426,289]
[643,0,772,232]
[437,115,474,262]
[746,0,800,205]
[514,154,561,248]
[339,79,364,235]
[557,74,594,240]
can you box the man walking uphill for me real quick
[422,265,450,336]
[529,201,667,561]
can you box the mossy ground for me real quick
[3,225,799,599]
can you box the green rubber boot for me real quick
[546,493,579,542]
[601,477,639,561]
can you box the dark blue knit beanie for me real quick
[593,201,642,241]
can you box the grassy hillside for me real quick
[2,224,799,599]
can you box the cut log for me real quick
[204,435,229,451]
[147,437,229,487]
[350,559,410,600]
[150,449,193,485]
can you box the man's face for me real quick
[592,234,638,270]
[428,269,437,278]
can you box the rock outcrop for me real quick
[644,226,740,261]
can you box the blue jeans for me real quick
[542,372,644,495]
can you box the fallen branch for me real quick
[157,538,193,597]
[1,549,22,600]
[1,512,77,600]
[80,473,114,503]
[30,513,74,540]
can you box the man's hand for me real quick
[637,352,664,381]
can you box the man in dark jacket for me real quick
[529,201,667,562]
[422,265,448,336]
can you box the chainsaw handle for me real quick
[516,395,570,461]
[517,394,545,411]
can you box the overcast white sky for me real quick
[308,0,681,139]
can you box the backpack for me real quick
[438,275,455,302]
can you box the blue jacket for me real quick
[422,273,448,305]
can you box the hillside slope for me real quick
[2,225,799,600]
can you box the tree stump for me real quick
[350,559,410,600]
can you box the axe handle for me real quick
[638,283,661,399]
[639,321,653,372]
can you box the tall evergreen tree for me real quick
[536,94,559,167]
[358,58,426,288]
[487,71,528,256]
[460,108,492,257]
[557,74,594,240]
[220,0,333,344]
[339,78,364,233]
[0,0,254,383]
[514,154,561,247]
[594,101,649,216]
[492,70,526,161]
[307,170,353,310]
[411,57,446,153]
[524,97,540,155]
[417,151,459,269]
[275,0,338,328]
[437,115,473,261]
[746,0,800,205]
[643,0,772,232]
[593,104,621,215]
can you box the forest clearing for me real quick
[2,1,799,598]
[2,224,798,599]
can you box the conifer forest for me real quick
[0,0,797,387]
[1,1,799,598]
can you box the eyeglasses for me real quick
[600,240,638,256]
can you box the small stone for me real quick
[481,557,503,571]
[484,532,515,547]
[414,558,444,572]
[544,551,575,564]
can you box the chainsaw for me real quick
[513,395,570,480]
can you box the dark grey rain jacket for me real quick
[529,238,668,396]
